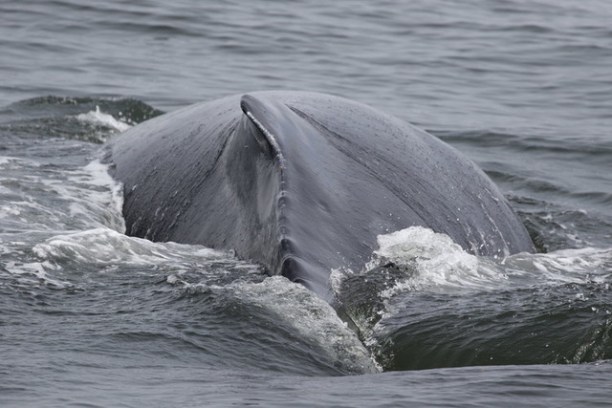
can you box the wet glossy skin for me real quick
[106,91,534,301]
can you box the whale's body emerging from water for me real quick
[106,91,534,300]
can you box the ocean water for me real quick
[1,0,612,407]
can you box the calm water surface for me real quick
[1,0,611,407]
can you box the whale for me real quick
[105,91,534,301]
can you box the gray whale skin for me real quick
[105,91,534,301]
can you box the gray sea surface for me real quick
[1,0,612,406]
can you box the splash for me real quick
[76,106,132,132]
[361,227,506,297]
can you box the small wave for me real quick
[2,226,260,296]
[334,226,612,370]
[32,227,223,270]
[22,225,379,374]
[5,95,164,125]
[1,95,163,143]
[173,275,381,374]
[228,276,380,374]
[520,207,612,252]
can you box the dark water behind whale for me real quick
[1,0,612,406]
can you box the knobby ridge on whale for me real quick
[104,91,534,302]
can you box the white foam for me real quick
[0,155,40,168]
[42,160,125,232]
[32,227,223,269]
[329,267,349,295]
[501,247,612,285]
[372,226,505,297]
[341,226,612,309]
[0,153,129,233]
[369,227,612,298]
[4,260,72,288]
[82,159,125,231]
[0,205,21,217]
[76,106,131,132]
